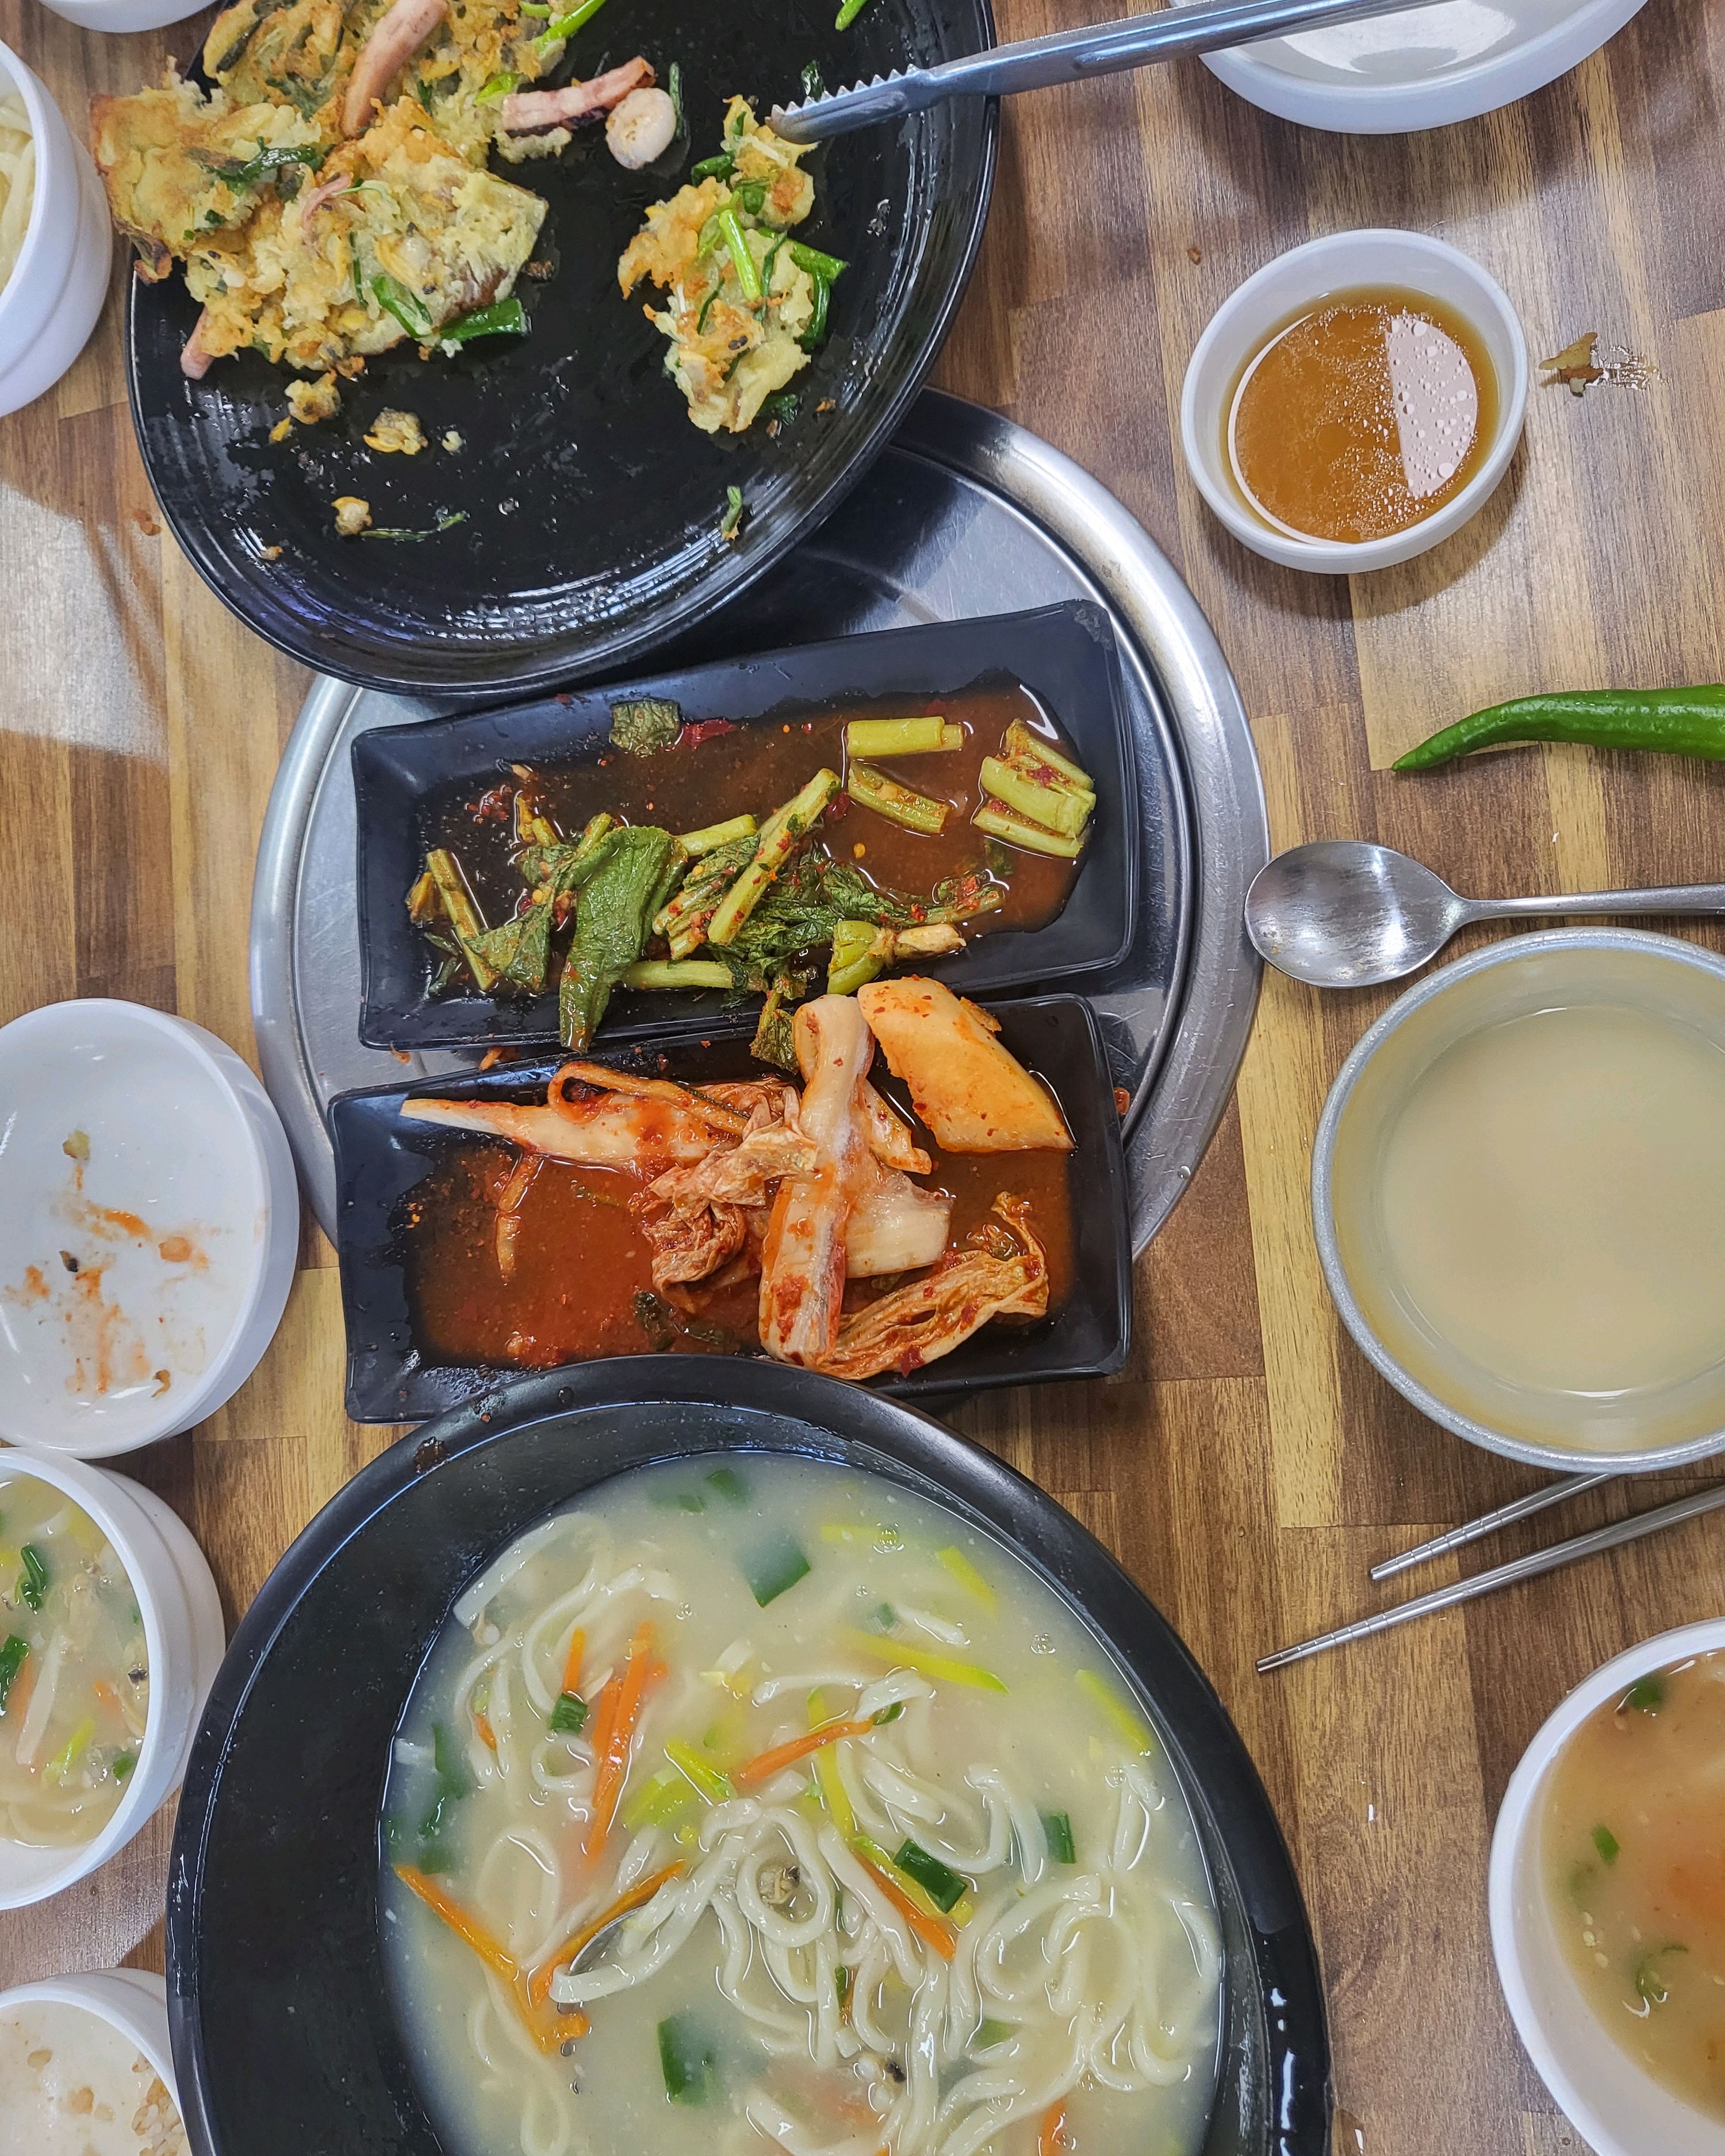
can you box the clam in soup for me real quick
[1541,1648,1725,2120]
[380,1459,1221,2156]
[0,1477,148,1847]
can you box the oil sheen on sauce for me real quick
[1366,1002,1725,1414]
[1226,286,1496,543]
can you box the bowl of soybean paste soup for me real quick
[165,1363,1328,2156]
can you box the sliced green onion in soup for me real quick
[741,1529,811,1607]
[658,2012,720,2103]
[706,1466,749,1506]
[18,1543,48,1613]
[0,1634,26,1712]
[892,1839,969,1913]
[1040,1810,1076,1865]
[1592,1824,1620,1864]
[549,1690,588,1735]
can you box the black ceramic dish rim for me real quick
[329,989,1134,1418]
[350,598,1138,1053]
[166,1357,1332,2156]
[120,116,1000,700]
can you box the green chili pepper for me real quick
[668,60,685,137]
[719,485,744,543]
[535,0,608,49]
[788,240,846,282]
[370,271,434,342]
[691,154,734,182]
[1393,686,1725,772]
[835,0,872,26]
[439,296,527,344]
[18,1545,47,1613]
[474,70,519,100]
[719,208,762,302]
[761,231,787,289]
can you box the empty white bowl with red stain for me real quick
[0,1000,299,1455]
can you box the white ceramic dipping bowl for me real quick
[0,1450,225,1909]
[0,1967,182,2126]
[1490,1618,1725,2156]
[1179,228,1529,574]
[1312,929,1725,1474]
[37,0,212,28]
[0,999,300,1455]
[0,42,112,421]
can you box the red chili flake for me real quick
[1113,1087,1131,1118]
[555,693,574,705]
[678,718,736,747]
[827,792,850,819]
[469,782,513,824]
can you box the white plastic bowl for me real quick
[0,1968,181,2123]
[38,0,212,28]
[1190,0,1653,136]
[0,999,300,1455]
[1490,1618,1725,2156]
[0,1451,225,1910]
[0,43,112,420]
[1179,228,1529,575]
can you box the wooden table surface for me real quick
[5,0,1724,2148]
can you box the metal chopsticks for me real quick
[1257,1480,1725,1673]
[1368,1472,1615,1582]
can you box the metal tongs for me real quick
[772,0,1452,142]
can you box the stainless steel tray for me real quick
[251,391,1266,1255]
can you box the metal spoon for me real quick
[1244,841,1725,988]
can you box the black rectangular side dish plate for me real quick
[332,993,1132,1421]
[352,601,1137,1050]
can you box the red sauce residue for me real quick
[677,718,736,748]
[13,1264,48,1303]
[468,782,515,825]
[157,1234,208,1271]
[400,1107,1075,1374]
[66,1263,157,1398]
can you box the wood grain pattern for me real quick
[2,3,1723,2151]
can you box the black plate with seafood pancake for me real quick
[122,0,995,695]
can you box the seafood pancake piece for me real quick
[619,98,821,435]
[184,98,545,370]
[203,0,348,117]
[89,71,325,276]
[857,977,1076,1154]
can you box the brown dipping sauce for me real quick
[401,1099,1076,1374]
[423,680,1082,968]
[1225,286,1497,544]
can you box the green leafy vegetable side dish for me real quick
[610,697,683,755]
[559,826,680,1049]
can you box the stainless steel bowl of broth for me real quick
[1490,1618,1725,2156]
[1314,930,1725,1472]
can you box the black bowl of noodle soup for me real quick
[167,1359,1329,2156]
